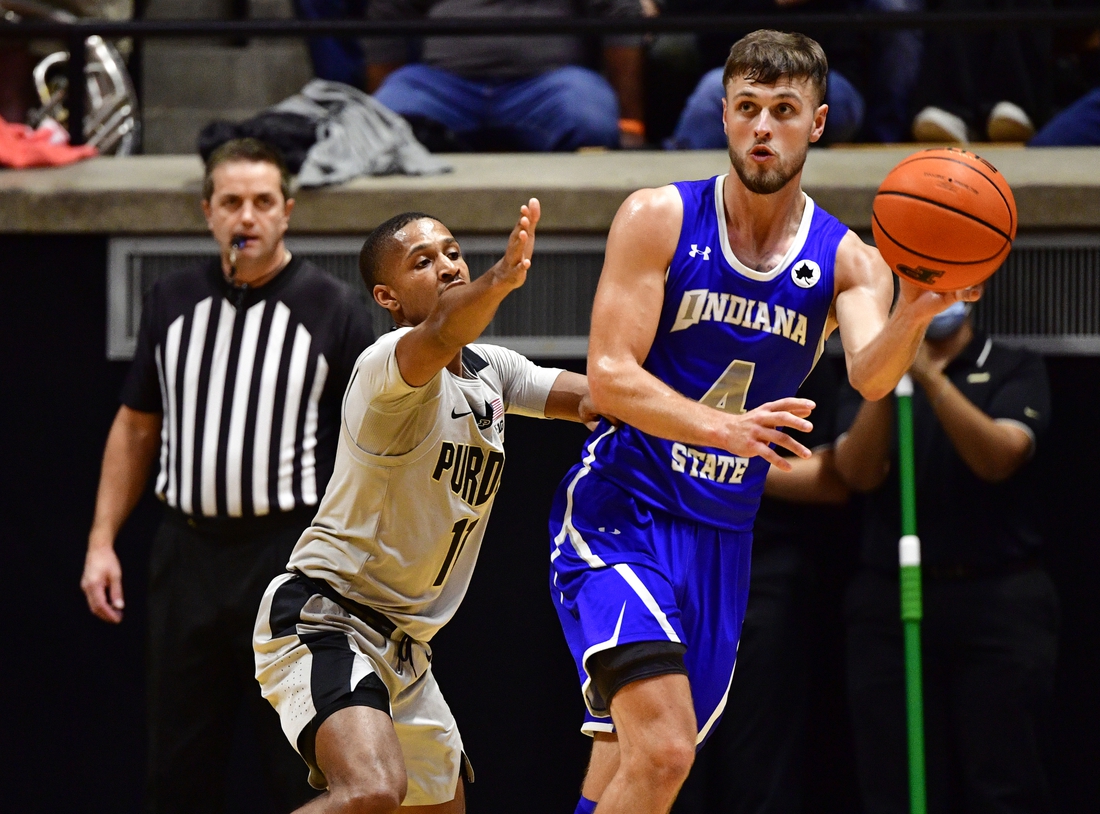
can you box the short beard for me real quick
[729,145,807,195]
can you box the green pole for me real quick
[896,374,927,814]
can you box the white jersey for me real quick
[286,328,561,642]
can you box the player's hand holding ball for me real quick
[872,147,1016,316]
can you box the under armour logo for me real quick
[689,244,711,260]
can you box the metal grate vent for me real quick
[971,235,1100,353]
[108,233,1100,361]
[107,236,604,360]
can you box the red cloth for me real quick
[0,116,98,168]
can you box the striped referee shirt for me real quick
[122,257,374,518]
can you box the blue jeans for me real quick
[1030,87,1100,146]
[864,0,925,143]
[666,67,865,150]
[293,0,367,90]
[373,64,620,152]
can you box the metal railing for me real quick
[3,10,1100,144]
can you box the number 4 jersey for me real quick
[586,175,848,531]
[286,328,562,642]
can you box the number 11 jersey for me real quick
[587,175,848,532]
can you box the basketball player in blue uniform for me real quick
[550,30,982,814]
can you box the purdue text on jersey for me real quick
[431,442,505,507]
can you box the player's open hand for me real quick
[721,397,815,471]
[489,198,541,290]
[897,278,982,323]
[81,544,125,624]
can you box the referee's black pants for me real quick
[846,567,1059,814]
[146,509,318,814]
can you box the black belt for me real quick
[164,505,315,539]
[292,571,402,641]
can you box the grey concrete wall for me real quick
[4,148,1099,234]
[140,0,313,153]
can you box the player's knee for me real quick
[624,734,695,791]
[328,774,407,814]
[652,736,696,784]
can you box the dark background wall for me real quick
[2,235,1097,813]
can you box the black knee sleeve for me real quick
[588,641,689,708]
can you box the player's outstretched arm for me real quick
[395,199,540,387]
[81,405,161,623]
[834,232,981,401]
[543,371,602,425]
[588,188,815,470]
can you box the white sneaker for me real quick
[912,106,969,143]
[987,101,1035,142]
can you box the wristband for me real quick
[618,118,646,137]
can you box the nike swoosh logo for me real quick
[451,408,473,419]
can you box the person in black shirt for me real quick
[80,138,375,813]
[834,302,1057,813]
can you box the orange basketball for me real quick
[872,148,1017,291]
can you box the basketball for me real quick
[872,148,1017,291]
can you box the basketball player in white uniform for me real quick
[253,199,592,813]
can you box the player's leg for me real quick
[550,469,751,814]
[582,672,697,814]
[293,706,407,813]
[278,676,467,814]
[255,572,468,814]
[551,553,696,812]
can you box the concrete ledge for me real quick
[2,146,1099,234]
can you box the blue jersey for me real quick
[587,175,848,532]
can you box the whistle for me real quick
[229,235,247,280]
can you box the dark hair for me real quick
[202,138,292,202]
[359,211,439,290]
[722,30,828,106]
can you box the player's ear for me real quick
[809,103,828,144]
[373,283,401,315]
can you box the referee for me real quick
[80,138,374,813]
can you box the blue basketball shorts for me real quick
[548,462,752,745]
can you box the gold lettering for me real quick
[671,443,687,473]
[724,295,748,325]
[729,458,749,484]
[702,292,729,323]
[751,301,772,333]
[790,314,808,346]
[772,305,795,338]
[671,289,708,332]
[687,449,706,477]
